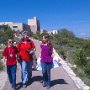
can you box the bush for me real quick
[84,61,90,78]
[73,67,85,77]
[72,49,87,67]
[0,61,4,71]
[0,28,15,44]
[0,50,4,71]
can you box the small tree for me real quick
[0,26,15,44]
[72,49,87,68]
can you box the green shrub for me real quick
[0,61,4,70]
[84,61,90,78]
[0,50,4,71]
[72,49,87,67]
[72,67,85,77]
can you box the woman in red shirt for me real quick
[17,34,36,88]
[3,39,18,90]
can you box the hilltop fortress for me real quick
[0,17,40,34]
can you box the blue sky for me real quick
[0,0,90,37]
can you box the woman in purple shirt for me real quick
[40,35,53,89]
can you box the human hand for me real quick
[29,50,34,54]
[2,57,6,66]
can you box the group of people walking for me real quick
[2,34,56,90]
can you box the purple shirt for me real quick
[40,44,53,62]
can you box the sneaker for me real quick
[12,88,16,90]
[40,80,43,83]
[42,83,47,87]
[23,84,26,88]
[46,85,51,89]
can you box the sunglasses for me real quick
[8,41,13,43]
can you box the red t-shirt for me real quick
[17,40,35,62]
[3,46,18,66]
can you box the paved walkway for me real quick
[2,39,82,90]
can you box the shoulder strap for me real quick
[18,42,21,51]
[28,39,33,48]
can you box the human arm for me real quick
[29,40,36,54]
[2,48,7,65]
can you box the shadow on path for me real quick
[16,76,68,90]
[51,79,68,86]
[16,76,42,90]
[16,82,22,90]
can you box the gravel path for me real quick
[0,71,7,90]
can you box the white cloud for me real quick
[80,33,87,36]
[78,33,90,38]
